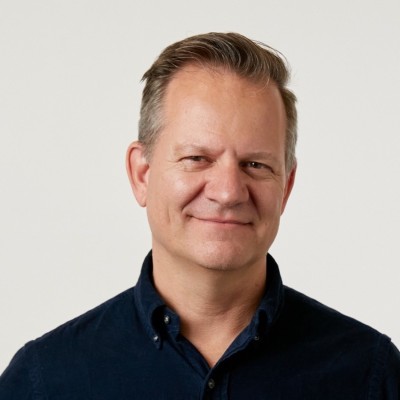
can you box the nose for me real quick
[205,161,249,207]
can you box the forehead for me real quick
[159,65,286,143]
[163,64,286,122]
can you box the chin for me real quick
[189,242,263,272]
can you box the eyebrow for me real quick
[173,144,211,155]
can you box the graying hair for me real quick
[139,32,297,171]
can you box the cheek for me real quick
[147,171,204,217]
[170,173,205,208]
[256,187,286,217]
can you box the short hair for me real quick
[139,32,297,171]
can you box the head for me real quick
[127,32,297,273]
[139,32,297,172]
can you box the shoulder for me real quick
[0,287,137,397]
[278,286,400,396]
[282,285,387,341]
[33,287,136,349]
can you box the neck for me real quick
[151,248,267,367]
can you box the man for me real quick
[1,32,399,399]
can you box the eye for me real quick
[185,155,207,162]
[240,161,274,178]
[246,161,265,169]
[180,155,211,171]
[241,161,270,170]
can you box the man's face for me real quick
[130,65,295,272]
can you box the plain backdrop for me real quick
[1,0,399,373]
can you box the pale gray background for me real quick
[1,0,399,373]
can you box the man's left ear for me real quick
[281,164,297,215]
[126,141,150,207]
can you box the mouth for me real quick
[191,216,251,226]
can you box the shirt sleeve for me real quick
[379,341,400,399]
[0,344,40,400]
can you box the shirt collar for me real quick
[134,251,165,347]
[134,251,285,346]
[254,253,285,337]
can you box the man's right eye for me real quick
[180,155,210,171]
[185,156,206,162]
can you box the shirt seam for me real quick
[366,334,391,400]
[28,341,49,400]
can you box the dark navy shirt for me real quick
[1,252,399,399]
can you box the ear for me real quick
[280,163,297,215]
[126,141,150,207]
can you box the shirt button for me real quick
[207,378,216,389]
[152,335,159,342]
[163,315,171,324]
[254,335,260,341]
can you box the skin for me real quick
[127,65,296,366]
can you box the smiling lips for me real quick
[192,216,251,225]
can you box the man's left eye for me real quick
[243,161,266,169]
